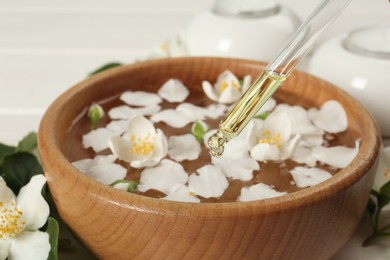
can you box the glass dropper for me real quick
[208,0,352,157]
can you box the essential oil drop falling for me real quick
[208,70,286,157]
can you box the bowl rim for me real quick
[38,57,382,217]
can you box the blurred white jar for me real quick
[185,0,300,62]
[307,26,390,136]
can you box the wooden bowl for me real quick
[38,57,381,259]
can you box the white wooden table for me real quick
[1,0,389,259]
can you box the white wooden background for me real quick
[0,0,389,146]
[0,0,389,259]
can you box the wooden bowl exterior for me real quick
[38,58,381,259]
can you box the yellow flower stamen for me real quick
[384,168,390,179]
[219,80,241,93]
[129,132,155,156]
[258,130,284,148]
[0,200,25,239]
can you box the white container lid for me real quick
[343,26,390,59]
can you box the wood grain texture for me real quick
[38,57,381,259]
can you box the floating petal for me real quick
[108,104,161,120]
[291,145,317,167]
[238,183,287,202]
[168,134,201,162]
[151,109,195,128]
[290,166,332,188]
[311,140,360,168]
[188,165,228,198]
[212,137,259,181]
[177,103,207,121]
[120,91,162,106]
[308,100,348,133]
[138,159,188,194]
[158,79,189,103]
[162,185,200,203]
[106,119,129,135]
[82,127,115,153]
[72,155,127,185]
[205,104,227,119]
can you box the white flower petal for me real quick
[292,145,317,167]
[82,127,115,153]
[218,86,241,104]
[262,111,292,142]
[280,134,301,160]
[120,91,162,106]
[238,183,287,202]
[162,185,200,203]
[188,165,228,198]
[0,239,11,260]
[274,104,323,136]
[308,100,348,133]
[158,79,189,103]
[241,74,252,93]
[150,109,195,128]
[373,147,390,191]
[205,104,227,119]
[106,119,129,135]
[71,159,93,173]
[290,166,332,188]
[311,140,360,168]
[176,103,207,121]
[256,98,276,115]
[168,134,201,162]
[16,175,49,230]
[8,230,50,260]
[215,70,239,90]
[126,114,156,141]
[300,134,324,148]
[108,135,133,162]
[138,159,188,194]
[212,137,259,181]
[250,143,281,162]
[246,120,264,149]
[0,176,16,203]
[202,81,220,102]
[108,104,161,120]
[85,161,127,185]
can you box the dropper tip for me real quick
[207,131,227,158]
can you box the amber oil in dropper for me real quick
[208,70,286,157]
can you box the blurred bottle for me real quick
[186,0,301,61]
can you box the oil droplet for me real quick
[207,131,227,157]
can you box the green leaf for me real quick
[110,179,139,193]
[0,152,43,194]
[255,111,270,120]
[89,62,123,76]
[0,143,16,164]
[88,103,105,128]
[366,196,377,216]
[377,193,390,210]
[380,180,390,197]
[192,121,207,143]
[46,217,60,260]
[16,132,37,152]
